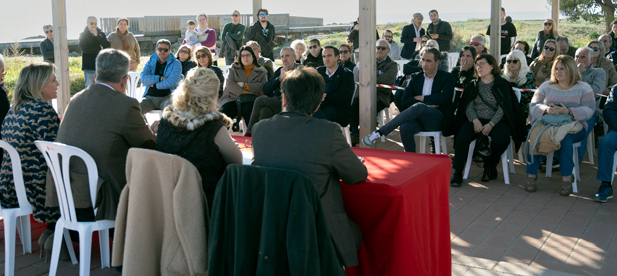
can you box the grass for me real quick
[2,18,605,103]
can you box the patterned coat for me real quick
[0,98,60,223]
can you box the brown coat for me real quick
[112,148,208,276]
[45,83,156,220]
[219,63,268,107]
[107,31,141,71]
[596,56,617,91]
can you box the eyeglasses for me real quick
[157,47,170,52]
[179,50,189,54]
[195,54,209,59]
[544,22,552,26]
[506,59,519,64]
[241,54,252,58]
[476,61,488,68]
[309,45,319,49]
[259,13,268,17]
[232,14,240,17]
[45,30,53,34]
[376,46,388,51]
[591,47,600,51]
[89,22,97,26]
[383,35,393,38]
[469,42,483,46]
[421,40,428,44]
[340,50,350,54]
[544,46,555,51]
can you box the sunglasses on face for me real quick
[259,13,268,17]
[179,50,189,54]
[506,59,519,64]
[591,47,600,51]
[232,14,239,17]
[195,54,208,59]
[383,35,393,38]
[544,46,555,51]
[309,45,319,49]
[157,47,170,52]
[544,22,552,26]
[421,40,428,44]
[45,30,53,34]
[340,50,350,54]
[469,42,482,46]
[376,46,387,51]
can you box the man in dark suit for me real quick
[40,25,55,63]
[47,49,156,221]
[252,67,367,267]
[314,46,355,127]
[362,48,455,152]
[400,13,425,60]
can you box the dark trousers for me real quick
[313,106,350,127]
[349,98,389,133]
[378,103,442,152]
[453,119,511,171]
[220,101,254,126]
[247,97,282,133]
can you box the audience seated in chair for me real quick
[313,46,355,127]
[593,85,617,202]
[139,39,182,113]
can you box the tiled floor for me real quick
[0,127,613,275]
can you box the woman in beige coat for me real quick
[107,18,140,71]
[219,46,268,124]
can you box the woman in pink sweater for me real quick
[526,55,596,196]
[184,13,218,63]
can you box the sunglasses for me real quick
[591,47,600,51]
[376,46,387,51]
[157,47,170,52]
[544,22,552,26]
[506,60,519,64]
[383,35,393,38]
[195,54,208,59]
[259,13,268,17]
[469,42,482,46]
[89,22,97,26]
[45,30,53,34]
[309,45,319,49]
[232,14,240,17]
[179,50,189,54]
[421,40,428,44]
[544,46,555,51]
[340,50,350,54]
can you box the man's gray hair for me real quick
[578,46,594,59]
[87,16,96,22]
[376,39,390,49]
[470,34,486,45]
[281,46,295,56]
[95,49,130,83]
[413,13,423,20]
[156,39,171,48]
[42,25,52,30]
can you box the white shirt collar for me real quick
[97,82,115,91]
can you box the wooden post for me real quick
[52,0,70,118]
[552,0,560,34]
[489,0,502,61]
[359,0,377,147]
[253,0,262,23]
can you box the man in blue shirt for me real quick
[139,39,182,113]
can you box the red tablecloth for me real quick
[343,148,451,276]
[232,136,451,275]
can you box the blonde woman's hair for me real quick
[544,19,558,38]
[539,39,561,64]
[12,62,55,112]
[502,50,531,86]
[171,67,219,114]
[425,39,440,51]
[550,55,581,87]
[290,39,307,55]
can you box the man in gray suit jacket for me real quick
[46,49,156,221]
[252,67,368,267]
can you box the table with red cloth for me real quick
[232,136,452,275]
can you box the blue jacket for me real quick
[604,86,617,132]
[140,53,182,97]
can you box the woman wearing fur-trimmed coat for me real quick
[156,67,242,212]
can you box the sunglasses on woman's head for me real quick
[544,22,552,26]
[469,42,482,46]
[506,60,519,64]
[544,46,555,51]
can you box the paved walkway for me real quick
[0,126,614,275]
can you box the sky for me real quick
[0,0,554,43]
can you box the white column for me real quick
[359,0,377,147]
[52,0,70,118]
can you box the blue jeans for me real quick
[577,112,597,164]
[83,70,95,88]
[597,130,617,182]
[526,128,586,177]
[378,103,442,152]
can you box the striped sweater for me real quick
[529,81,595,129]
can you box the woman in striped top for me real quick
[526,55,596,196]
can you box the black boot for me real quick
[450,171,463,187]
[482,165,498,182]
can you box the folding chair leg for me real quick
[573,145,580,193]
[507,143,515,174]
[63,229,78,265]
[433,134,441,156]
[463,141,476,179]
[79,231,93,276]
[546,152,554,178]
[99,229,111,268]
[501,152,510,184]
[440,136,448,155]
[587,131,595,165]
[5,213,16,276]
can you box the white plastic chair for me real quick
[545,142,582,193]
[35,141,115,276]
[395,60,407,77]
[587,131,595,165]
[144,110,163,126]
[447,52,459,72]
[415,131,448,154]
[0,141,33,276]
[463,139,516,184]
[126,72,141,100]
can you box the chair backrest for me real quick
[395,60,407,77]
[447,52,459,72]
[34,141,99,225]
[0,141,32,212]
[219,65,231,76]
[127,72,142,100]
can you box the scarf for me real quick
[162,107,232,130]
[116,28,130,51]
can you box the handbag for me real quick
[523,114,573,164]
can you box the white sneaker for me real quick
[362,131,382,146]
